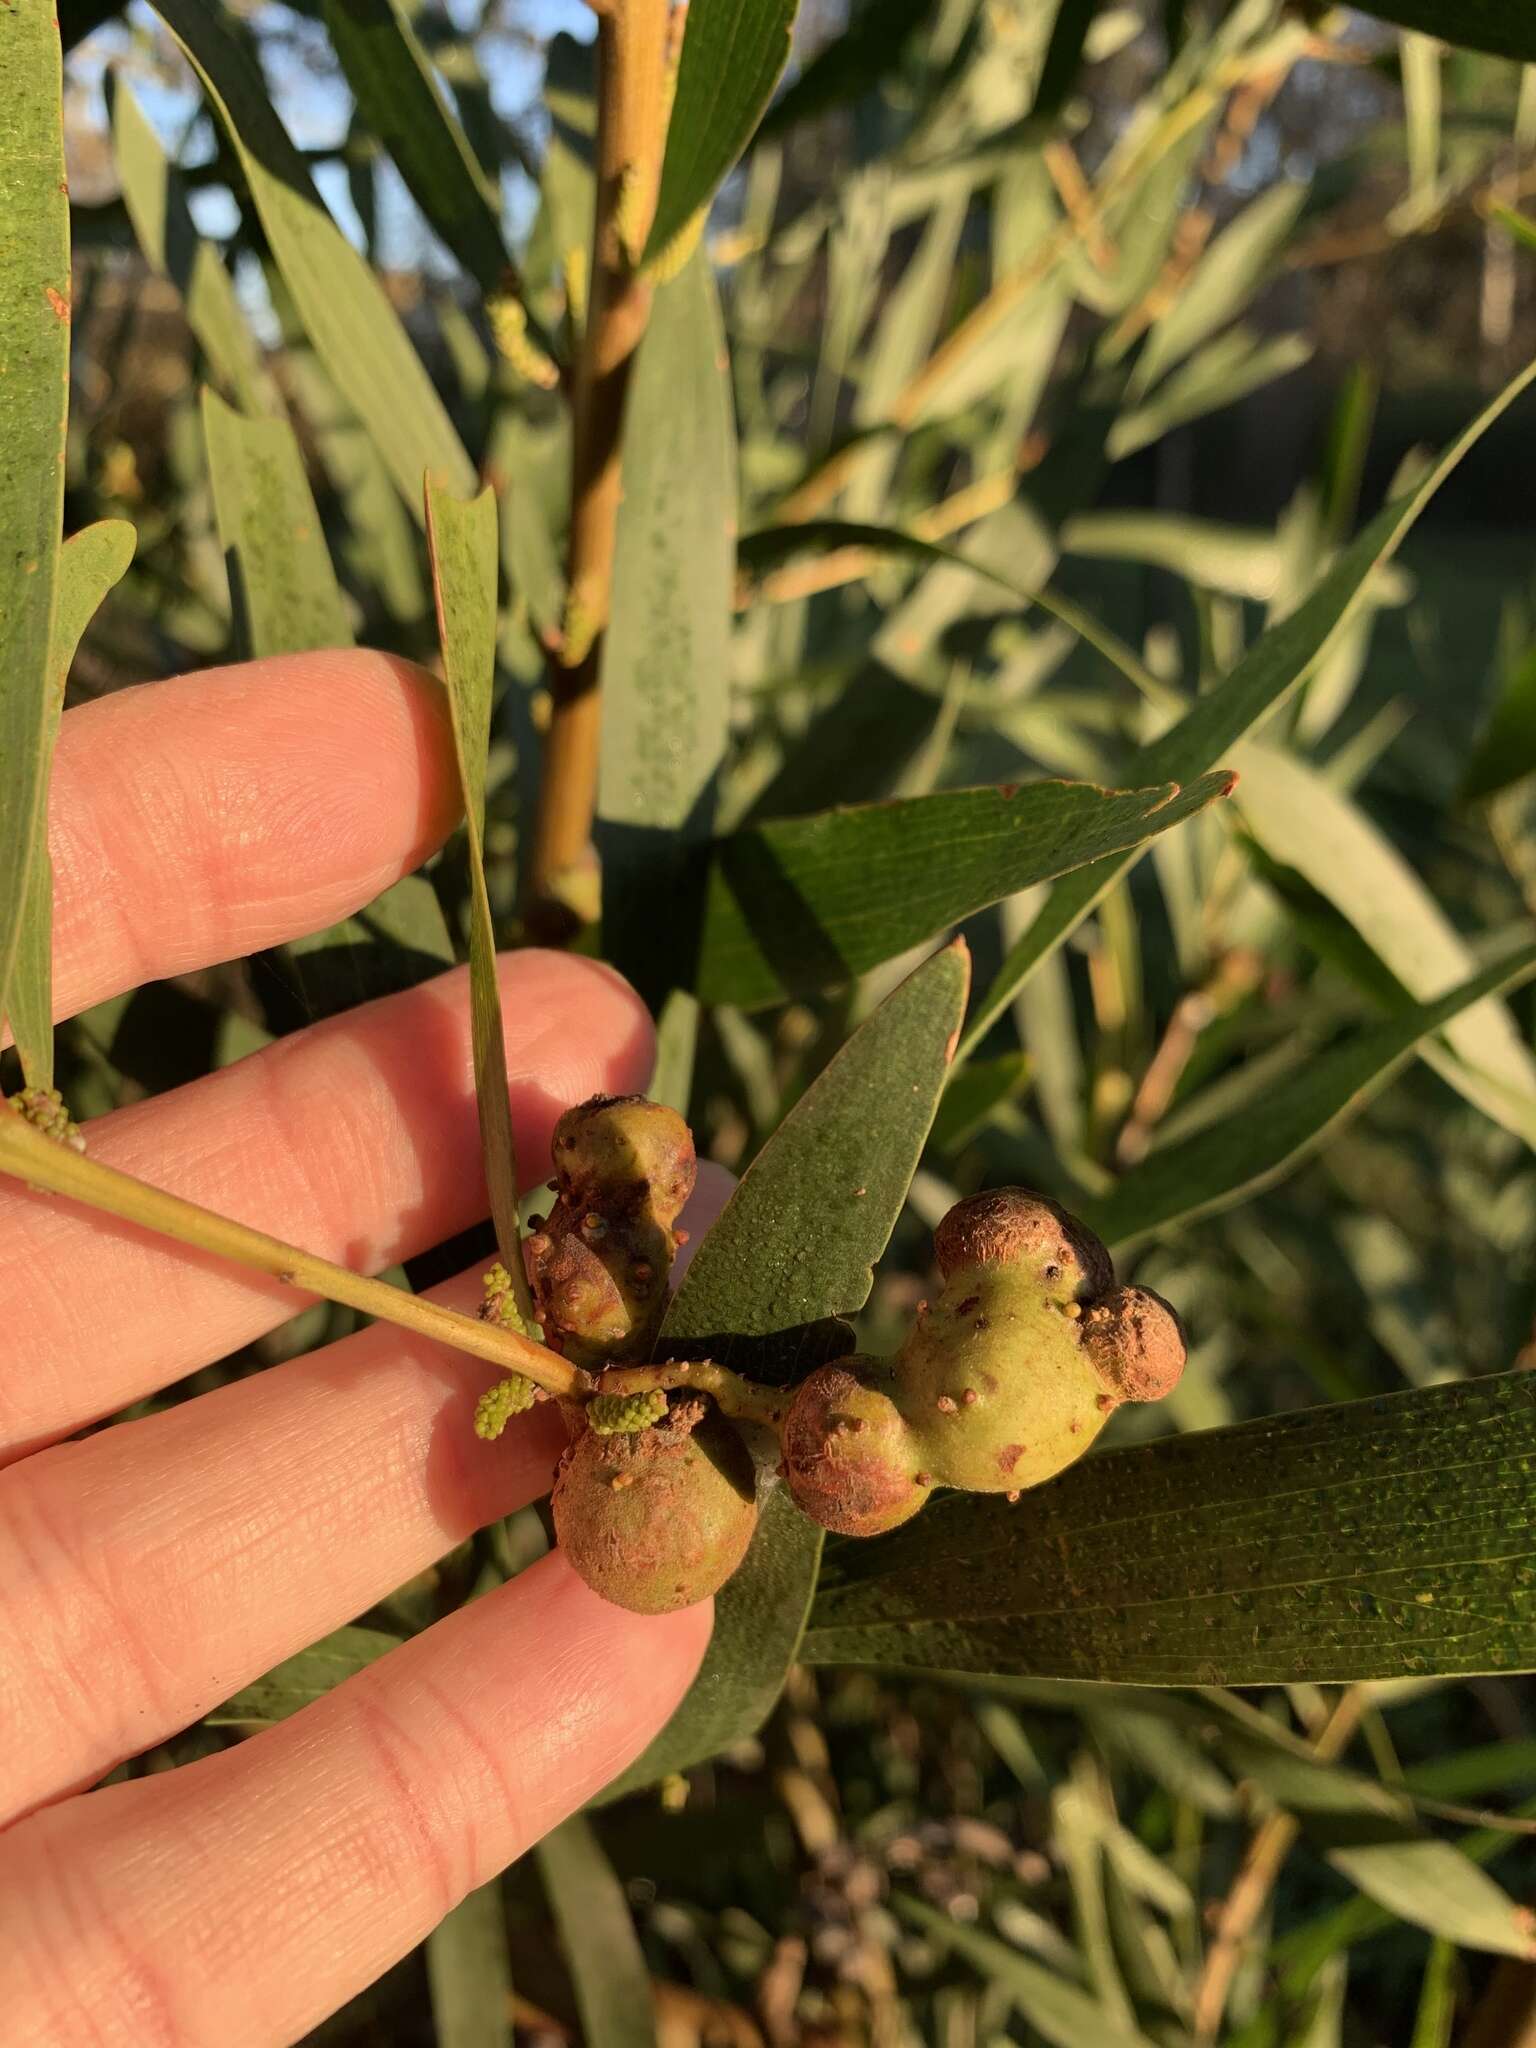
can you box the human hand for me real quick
[0,651,713,2045]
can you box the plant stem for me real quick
[1191,1686,1368,2042]
[600,1357,789,1432]
[525,0,672,920]
[0,1107,586,1400]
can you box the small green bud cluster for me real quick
[9,1087,85,1153]
[473,1373,538,1441]
[479,1262,535,1338]
[781,1188,1186,1538]
[589,1387,669,1435]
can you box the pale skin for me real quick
[0,648,718,2046]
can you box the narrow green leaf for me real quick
[1409,1939,1457,2048]
[425,480,532,1321]
[151,0,475,516]
[426,1882,515,2048]
[1134,182,1308,390]
[111,83,276,418]
[602,943,970,1796]
[1223,1734,1535,1959]
[1490,202,1536,253]
[1234,740,1536,1148]
[930,1051,1033,1152]
[697,772,1233,1010]
[536,1818,657,2048]
[319,0,518,300]
[759,0,938,137]
[208,1624,402,1724]
[645,0,798,264]
[803,1367,1536,1686]
[203,387,353,658]
[739,519,1177,707]
[959,353,1536,1058]
[1083,945,1536,1250]
[1356,2,1535,64]
[598,248,734,1006]
[895,1896,1160,2048]
[0,1,70,1052]
[10,522,136,1089]
[1463,640,1536,804]
[204,384,453,1018]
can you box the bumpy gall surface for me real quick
[1080,1284,1188,1404]
[781,1362,929,1537]
[892,1188,1186,1497]
[526,1094,696,1369]
[552,1400,757,1614]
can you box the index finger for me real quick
[27,648,459,1034]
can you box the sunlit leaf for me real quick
[598,248,734,1006]
[959,354,1536,1058]
[111,82,277,418]
[10,522,136,1089]
[1083,945,1536,1248]
[1234,739,1536,1148]
[152,0,475,516]
[645,0,798,264]
[0,3,70,1055]
[425,479,532,1317]
[203,388,353,658]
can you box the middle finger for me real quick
[0,948,653,1462]
[0,1266,563,1827]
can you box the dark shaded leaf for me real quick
[759,0,938,137]
[1356,2,1536,62]
[426,1882,515,2048]
[697,772,1233,1010]
[804,1368,1536,1686]
[645,0,797,264]
[537,1818,658,2048]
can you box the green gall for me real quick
[589,1387,669,1435]
[474,1373,538,1441]
[892,1188,1186,1497]
[781,1362,929,1538]
[552,1399,757,1614]
[528,1094,697,1370]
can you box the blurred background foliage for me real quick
[33,0,1536,2040]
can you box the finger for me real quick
[0,948,653,1462]
[0,1175,731,1825]
[1,1554,711,2048]
[33,649,460,1033]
